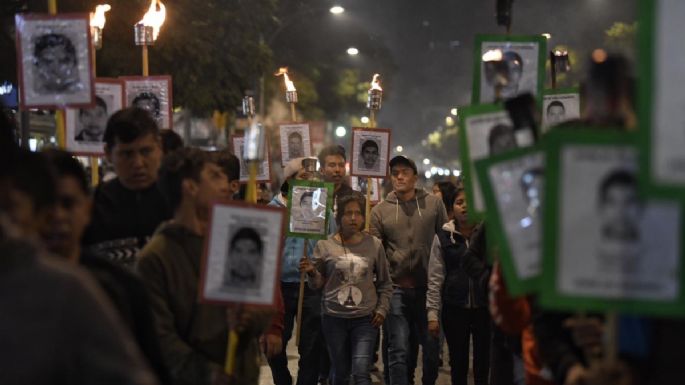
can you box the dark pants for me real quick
[268,282,323,385]
[322,314,378,385]
[442,306,491,385]
[384,287,440,385]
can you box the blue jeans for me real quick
[384,287,440,385]
[267,283,323,385]
[322,314,378,385]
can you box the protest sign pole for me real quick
[365,74,383,230]
[47,0,67,150]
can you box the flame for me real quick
[482,49,503,62]
[370,74,382,92]
[275,67,296,92]
[90,4,111,29]
[138,0,166,41]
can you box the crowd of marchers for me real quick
[1,54,684,385]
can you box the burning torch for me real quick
[134,0,166,76]
[87,4,110,187]
[550,49,571,89]
[365,74,383,229]
[275,67,298,122]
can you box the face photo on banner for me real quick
[646,0,685,188]
[65,79,123,155]
[279,123,311,165]
[201,203,284,305]
[288,184,329,237]
[477,38,542,103]
[15,13,94,109]
[483,151,545,284]
[542,91,580,132]
[351,128,391,178]
[231,136,270,183]
[556,144,681,301]
[350,176,381,203]
[122,76,173,129]
[462,107,516,214]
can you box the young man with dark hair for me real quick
[318,145,354,212]
[137,147,278,385]
[40,148,171,384]
[370,155,448,385]
[546,101,566,126]
[360,140,380,171]
[76,96,108,142]
[0,148,157,385]
[82,107,171,267]
[33,33,81,93]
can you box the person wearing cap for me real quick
[267,157,329,385]
[369,155,448,385]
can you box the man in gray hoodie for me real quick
[369,155,448,385]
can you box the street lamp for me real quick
[347,47,359,56]
[423,158,431,165]
[360,116,370,124]
[395,145,403,153]
[335,126,347,137]
[330,5,345,14]
[450,108,458,116]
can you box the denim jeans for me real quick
[268,282,324,385]
[384,287,440,385]
[322,314,378,385]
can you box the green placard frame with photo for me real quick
[475,145,546,295]
[540,129,685,316]
[471,34,547,111]
[286,179,334,240]
[541,87,581,134]
[458,103,508,223]
[636,0,685,199]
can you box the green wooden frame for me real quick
[458,103,509,222]
[636,0,685,198]
[540,129,685,316]
[471,34,547,110]
[286,180,334,240]
[475,146,545,295]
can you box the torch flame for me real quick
[90,4,111,29]
[275,67,296,92]
[138,0,166,41]
[370,74,382,92]
[482,49,503,62]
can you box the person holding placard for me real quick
[267,157,327,385]
[300,193,393,385]
[369,155,448,385]
[138,148,274,385]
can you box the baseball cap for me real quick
[389,155,417,174]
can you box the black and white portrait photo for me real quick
[350,176,381,204]
[482,151,545,283]
[555,144,681,301]
[122,76,173,129]
[462,107,515,214]
[279,123,311,165]
[231,136,271,183]
[200,202,284,306]
[288,183,331,238]
[15,13,94,109]
[65,79,123,155]
[351,128,391,178]
[475,36,545,104]
[542,91,580,132]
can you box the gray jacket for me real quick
[369,188,448,288]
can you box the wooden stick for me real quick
[90,36,99,186]
[290,103,297,122]
[604,311,618,364]
[142,45,149,76]
[365,110,377,230]
[295,240,308,346]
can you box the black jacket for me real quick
[82,178,172,268]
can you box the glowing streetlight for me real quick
[424,171,432,179]
[445,116,455,126]
[347,47,359,56]
[450,108,458,116]
[542,33,552,40]
[330,5,345,14]
[395,145,404,153]
[361,116,370,124]
[453,170,461,177]
[335,126,347,137]
[423,158,431,165]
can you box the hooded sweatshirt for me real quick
[369,188,448,288]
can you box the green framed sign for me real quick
[540,129,685,316]
[637,0,685,198]
[458,103,513,222]
[472,34,547,108]
[286,180,334,240]
[475,146,546,295]
[541,87,580,133]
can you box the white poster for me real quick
[232,136,271,183]
[351,128,391,177]
[122,76,173,130]
[289,185,328,236]
[557,145,681,300]
[542,92,581,132]
[479,40,541,103]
